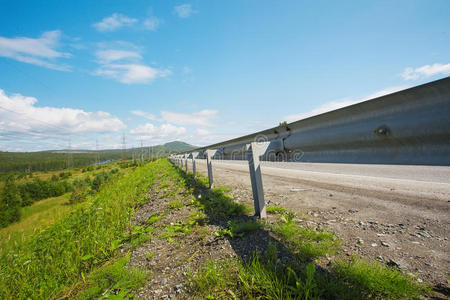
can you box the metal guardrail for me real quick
[169,77,450,217]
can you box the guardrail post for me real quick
[191,152,197,178]
[206,149,217,189]
[247,142,269,218]
[184,154,188,173]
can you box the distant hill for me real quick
[0,141,197,173]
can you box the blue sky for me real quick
[0,0,449,151]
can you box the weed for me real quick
[130,225,154,247]
[273,221,339,260]
[215,219,262,238]
[167,199,185,210]
[266,205,295,215]
[147,213,162,225]
[332,257,427,298]
[72,255,148,299]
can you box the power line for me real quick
[0,105,72,134]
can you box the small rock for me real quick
[357,238,364,245]
[371,243,378,247]
[358,221,365,226]
[160,278,168,286]
[376,255,383,261]
[381,241,390,247]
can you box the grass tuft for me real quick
[332,257,427,298]
[72,255,148,299]
[273,221,339,260]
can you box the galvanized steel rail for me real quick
[169,77,450,218]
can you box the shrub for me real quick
[0,176,21,228]
[69,178,91,204]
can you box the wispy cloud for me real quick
[95,63,171,84]
[130,123,186,139]
[95,49,142,64]
[0,30,70,71]
[94,43,171,84]
[401,63,450,80]
[143,16,162,31]
[283,86,408,123]
[93,13,138,32]
[160,109,218,126]
[130,110,156,120]
[174,4,196,18]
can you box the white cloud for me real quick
[130,110,156,120]
[93,13,138,32]
[283,86,408,123]
[160,109,218,126]
[174,4,195,18]
[0,30,70,70]
[195,128,210,136]
[401,63,450,80]
[95,49,142,64]
[130,122,186,138]
[143,16,161,31]
[95,63,171,84]
[0,89,125,137]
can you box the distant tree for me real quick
[0,175,21,227]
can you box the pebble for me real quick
[371,243,378,247]
[357,238,364,245]
[160,278,168,286]
[381,241,390,247]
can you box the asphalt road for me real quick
[195,159,450,202]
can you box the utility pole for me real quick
[121,133,126,161]
[140,140,144,163]
[95,139,100,165]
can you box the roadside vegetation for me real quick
[0,158,430,299]
[0,160,156,299]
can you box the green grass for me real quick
[266,205,295,215]
[332,257,427,298]
[273,221,339,260]
[215,219,263,238]
[0,193,72,249]
[67,255,148,299]
[189,244,319,300]
[0,159,166,299]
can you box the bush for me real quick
[18,179,71,206]
[69,177,91,204]
[0,176,21,228]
